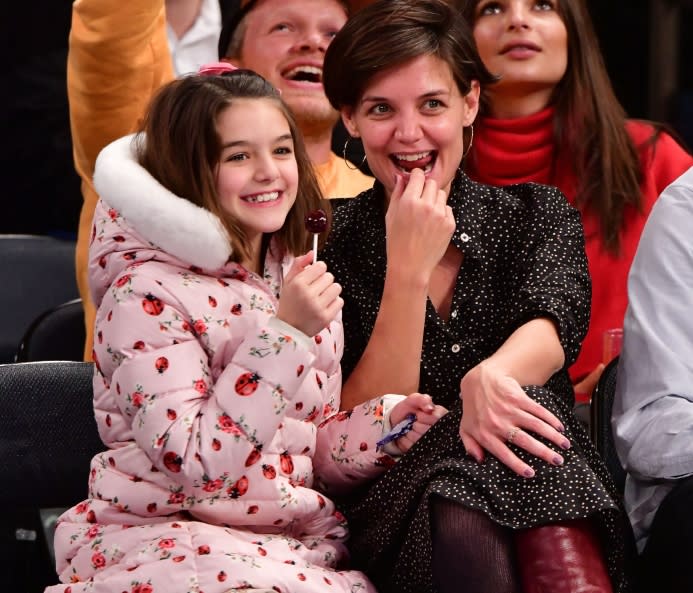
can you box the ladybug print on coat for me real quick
[163,452,182,473]
[58,192,394,593]
[235,372,260,396]
[142,293,164,315]
[155,357,169,374]
[228,475,248,498]
[245,446,262,467]
[279,452,294,475]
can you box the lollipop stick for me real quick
[305,209,327,265]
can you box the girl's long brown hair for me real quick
[136,70,329,264]
[458,0,665,254]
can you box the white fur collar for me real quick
[93,134,232,270]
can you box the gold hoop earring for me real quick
[461,124,474,160]
[342,137,367,170]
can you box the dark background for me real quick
[3,0,692,237]
[588,0,693,143]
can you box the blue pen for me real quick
[376,413,416,450]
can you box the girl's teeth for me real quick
[245,192,279,203]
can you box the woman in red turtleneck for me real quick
[459,0,693,396]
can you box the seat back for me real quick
[590,356,626,494]
[0,361,101,507]
[0,235,79,363]
[15,299,86,363]
[0,361,101,592]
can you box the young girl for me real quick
[47,68,444,593]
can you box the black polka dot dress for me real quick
[323,171,635,593]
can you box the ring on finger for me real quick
[506,427,521,445]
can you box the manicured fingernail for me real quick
[523,468,535,478]
[561,439,571,450]
[553,456,564,466]
[557,424,565,433]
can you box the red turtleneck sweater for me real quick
[467,107,693,384]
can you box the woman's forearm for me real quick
[340,273,428,409]
[339,170,455,410]
[483,318,564,386]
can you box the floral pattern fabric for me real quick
[47,162,395,593]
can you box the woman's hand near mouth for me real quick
[385,169,455,290]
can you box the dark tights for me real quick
[430,495,520,593]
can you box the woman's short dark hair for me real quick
[136,70,329,263]
[323,0,496,111]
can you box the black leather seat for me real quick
[590,356,626,495]
[15,298,85,362]
[0,235,79,363]
[0,361,101,591]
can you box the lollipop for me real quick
[304,209,328,264]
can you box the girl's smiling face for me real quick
[215,98,298,253]
[341,54,479,199]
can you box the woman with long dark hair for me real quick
[459,0,693,396]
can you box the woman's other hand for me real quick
[459,360,571,478]
[391,392,448,453]
[276,252,343,337]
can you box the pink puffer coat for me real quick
[47,136,400,593]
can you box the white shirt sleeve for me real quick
[613,166,693,549]
[613,165,693,482]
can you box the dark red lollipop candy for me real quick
[305,209,328,234]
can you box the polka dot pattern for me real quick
[324,171,635,593]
